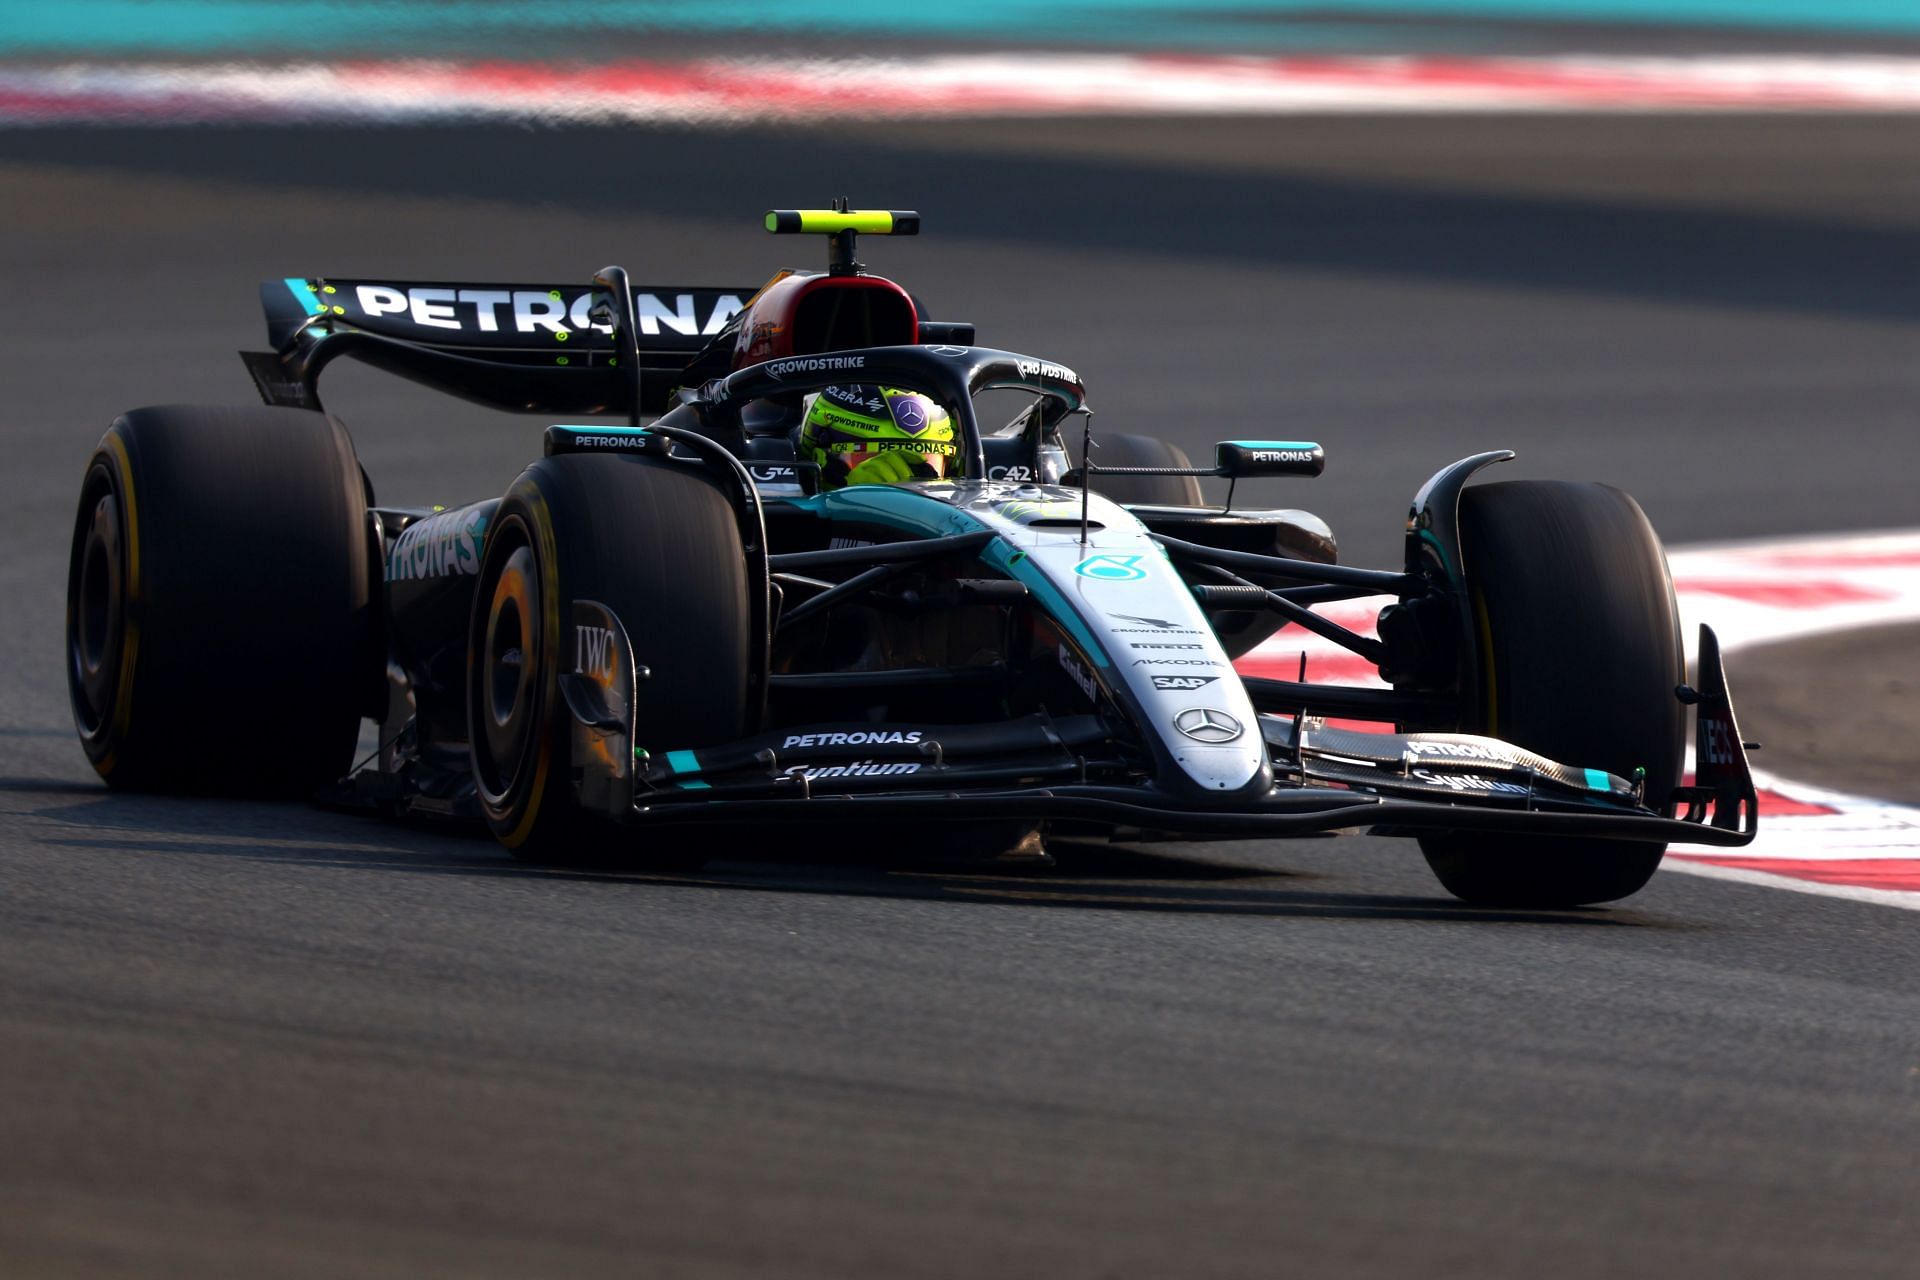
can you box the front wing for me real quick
[592,625,1757,849]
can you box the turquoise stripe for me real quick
[800,485,977,540]
[284,277,322,316]
[1584,767,1612,791]
[664,749,701,775]
[1222,440,1322,451]
[11,2,1917,57]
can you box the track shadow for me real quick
[30,791,1637,927]
[0,776,105,794]
[3,120,1916,325]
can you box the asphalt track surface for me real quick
[1,117,1916,1277]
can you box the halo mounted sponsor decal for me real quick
[926,345,970,357]
[1015,357,1080,386]
[1174,707,1242,744]
[1074,554,1147,581]
[765,354,866,381]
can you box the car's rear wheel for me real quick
[1418,481,1685,907]
[66,405,374,794]
[469,452,752,866]
[1085,433,1204,507]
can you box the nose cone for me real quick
[1160,706,1271,798]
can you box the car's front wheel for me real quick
[468,451,752,866]
[1418,480,1686,907]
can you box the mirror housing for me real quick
[1214,440,1325,479]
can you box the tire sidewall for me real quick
[469,482,564,850]
[67,444,140,776]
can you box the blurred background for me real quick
[4,1,1917,580]
[2,3,1918,1277]
[4,1,1917,587]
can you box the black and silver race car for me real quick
[65,208,1758,907]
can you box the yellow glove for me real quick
[845,451,919,486]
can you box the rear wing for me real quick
[245,274,761,417]
[242,208,941,420]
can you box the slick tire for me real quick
[66,405,374,795]
[469,452,751,867]
[1084,433,1204,508]
[1418,481,1686,908]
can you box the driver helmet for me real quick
[799,384,956,489]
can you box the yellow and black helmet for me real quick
[799,385,957,489]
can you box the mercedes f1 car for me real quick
[65,208,1758,906]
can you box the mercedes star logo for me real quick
[891,397,929,433]
[1174,707,1242,744]
[926,345,970,357]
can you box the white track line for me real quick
[4,54,1920,124]
[1647,860,1920,910]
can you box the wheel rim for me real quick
[69,482,124,737]
[476,540,540,797]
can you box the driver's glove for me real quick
[845,452,920,486]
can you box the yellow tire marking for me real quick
[500,491,562,850]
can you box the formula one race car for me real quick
[65,207,1758,907]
